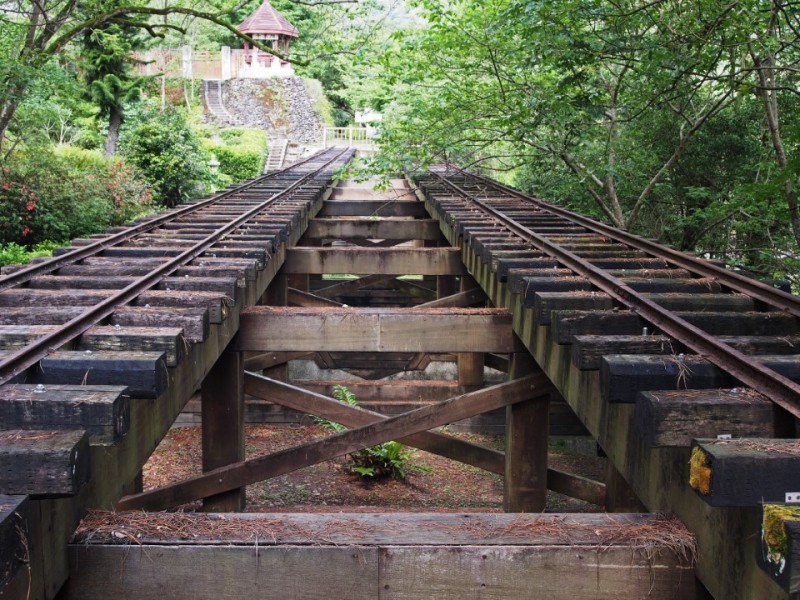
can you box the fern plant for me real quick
[314,385,428,479]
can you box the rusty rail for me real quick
[428,170,800,419]
[0,147,353,385]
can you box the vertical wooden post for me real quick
[262,272,287,306]
[201,338,245,511]
[504,350,549,512]
[605,459,646,512]
[457,353,484,390]
[437,275,457,299]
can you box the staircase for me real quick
[264,138,289,172]
[203,80,238,127]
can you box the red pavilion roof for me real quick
[238,1,299,38]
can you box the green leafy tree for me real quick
[123,107,210,207]
[80,24,147,156]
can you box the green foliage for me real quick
[202,127,268,183]
[123,107,211,207]
[0,146,152,247]
[0,240,67,268]
[314,385,427,480]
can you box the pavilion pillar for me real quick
[201,337,245,511]
[504,349,549,512]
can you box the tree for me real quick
[80,24,147,155]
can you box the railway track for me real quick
[0,146,353,598]
[415,167,800,598]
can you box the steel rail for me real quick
[0,147,342,293]
[448,168,800,317]
[430,171,800,419]
[0,147,353,385]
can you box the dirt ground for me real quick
[143,425,607,513]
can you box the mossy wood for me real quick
[758,504,800,593]
[690,439,800,507]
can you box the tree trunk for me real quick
[104,107,122,156]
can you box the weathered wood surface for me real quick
[118,375,551,510]
[244,373,505,475]
[108,306,209,343]
[286,287,343,307]
[284,247,468,275]
[634,389,776,448]
[757,504,800,594]
[0,495,29,595]
[64,513,696,600]
[572,335,674,370]
[305,218,441,240]
[319,200,428,217]
[33,351,168,399]
[78,325,185,367]
[0,430,89,496]
[602,354,800,404]
[134,290,232,324]
[690,439,800,507]
[417,287,488,308]
[314,274,397,299]
[237,307,520,353]
[0,384,129,445]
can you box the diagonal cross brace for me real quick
[117,374,551,511]
[244,372,506,474]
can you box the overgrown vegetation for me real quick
[202,128,269,185]
[315,385,428,480]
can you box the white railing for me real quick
[322,127,375,148]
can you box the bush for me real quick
[123,108,211,207]
[0,240,68,268]
[0,146,152,246]
[315,385,428,480]
[202,128,268,183]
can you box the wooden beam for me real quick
[286,287,343,307]
[117,374,552,510]
[201,341,244,511]
[417,287,487,308]
[283,248,468,275]
[243,373,505,474]
[305,218,441,240]
[315,274,396,299]
[236,307,520,353]
[504,353,550,512]
[242,351,314,371]
[0,430,89,496]
[318,200,428,217]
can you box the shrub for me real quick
[0,146,152,246]
[202,128,268,183]
[0,240,68,268]
[315,385,428,480]
[123,108,211,207]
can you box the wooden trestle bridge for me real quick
[0,147,798,599]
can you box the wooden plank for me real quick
[758,504,800,594]
[634,389,777,448]
[572,335,675,370]
[417,287,488,308]
[108,306,209,343]
[118,375,551,510]
[0,384,129,445]
[201,342,244,511]
[0,430,89,496]
[34,351,168,399]
[284,248,468,276]
[134,290,232,324]
[236,307,519,353]
[79,326,186,367]
[319,200,428,217]
[690,439,800,507]
[243,351,314,371]
[243,373,505,475]
[286,287,343,307]
[315,274,396,299]
[305,218,441,240]
[64,513,695,600]
[0,495,30,595]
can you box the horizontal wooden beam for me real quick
[65,513,697,600]
[283,248,468,275]
[117,374,551,510]
[244,373,504,474]
[286,287,343,307]
[237,307,520,353]
[318,200,428,218]
[417,287,488,308]
[305,218,441,241]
